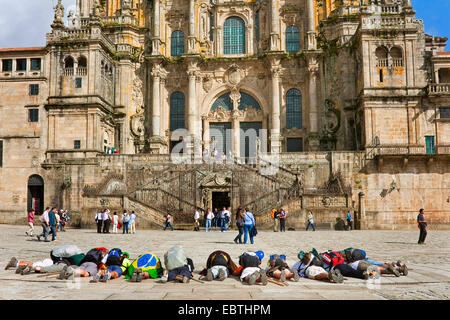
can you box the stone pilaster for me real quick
[307,54,320,150]
[270,64,282,154]
[270,0,280,51]
[152,0,161,55]
[306,0,316,50]
[188,0,196,54]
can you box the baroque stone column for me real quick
[270,65,282,154]
[152,0,161,55]
[188,0,196,53]
[306,0,316,50]
[270,0,280,51]
[307,55,320,150]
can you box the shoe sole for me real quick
[248,271,259,285]
[260,272,268,285]
[280,271,286,282]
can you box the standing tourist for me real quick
[306,211,316,231]
[194,209,200,231]
[279,209,287,232]
[37,207,50,242]
[54,210,61,235]
[59,210,66,232]
[129,211,136,234]
[220,207,228,232]
[95,210,104,234]
[122,210,130,234]
[48,208,57,242]
[226,207,232,230]
[417,208,428,245]
[346,211,353,230]
[102,209,110,233]
[213,208,219,229]
[205,209,214,232]
[26,208,35,237]
[243,208,256,245]
[163,213,174,231]
[271,208,279,232]
[233,207,245,244]
[112,212,119,233]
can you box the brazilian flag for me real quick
[126,252,163,279]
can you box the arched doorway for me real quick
[27,175,44,215]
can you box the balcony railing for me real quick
[375,144,450,155]
[429,84,450,95]
[64,68,74,76]
[381,5,400,14]
[76,67,87,76]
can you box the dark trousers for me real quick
[280,219,286,232]
[334,264,365,279]
[234,224,244,243]
[49,226,56,241]
[347,219,353,230]
[123,221,129,233]
[97,220,103,233]
[163,222,173,231]
[39,224,49,240]
[418,224,427,244]
[103,219,110,233]
[306,221,316,231]
[168,266,191,281]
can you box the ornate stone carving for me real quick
[204,106,263,122]
[202,75,213,92]
[52,0,64,27]
[130,106,145,138]
[166,9,185,30]
[224,64,245,90]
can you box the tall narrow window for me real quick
[209,11,214,41]
[286,89,302,129]
[255,10,260,42]
[170,92,186,131]
[171,30,185,57]
[28,109,39,122]
[0,140,3,167]
[74,140,81,150]
[286,26,300,53]
[16,59,27,71]
[75,77,82,88]
[29,84,39,96]
[30,58,41,71]
[223,17,245,55]
[425,136,435,155]
[2,59,12,72]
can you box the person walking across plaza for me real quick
[234,207,245,244]
[417,208,427,245]
[26,208,35,237]
[243,208,256,245]
[205,209,214,232]
[346,211,353,230]
[271,208,279,232]
[48,208,57,242]
[194,209,200,231]
[37,207,50,242]
[164,212,174,231]
[306,211,316,231]
[279,209,287,232]
[122,210,130,234]
[129,211,136,234]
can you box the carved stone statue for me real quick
[53,0,65,26]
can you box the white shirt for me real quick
[206,211,214,220]
[130,213,136,223]
[194,211,200,220]
[41,210,49,224]
[113,215,119,224]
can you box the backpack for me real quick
[210,253,228,267]
[267,254,287,269]
[343,248,366,263]
[320,251,345,268]
[81,248,108,265]
[106,248,123,266]
[164,246,188,271]
[239,252,261,269]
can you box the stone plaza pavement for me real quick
[0,225,449,300]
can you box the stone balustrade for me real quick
[429,83,450,95]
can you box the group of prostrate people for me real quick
[5,245,408,285]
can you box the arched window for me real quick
[375,46,388,67]
[211,91,261,112]
[170,92,185,131]
[223,17,245,55]
[64,56,74,69]
[286,26,300,53]
[77,56,87,76]
[390,47,403,67]
[171,31,185,57]
[286,89,302,129]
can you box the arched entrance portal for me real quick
[27,175,44,215]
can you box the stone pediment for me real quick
[204,106,263,122]
[198,172,231,188]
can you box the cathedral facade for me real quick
[0,0,449,229]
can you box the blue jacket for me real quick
[49,211,57,226]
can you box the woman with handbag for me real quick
[243,208,256,244]
[233,207,245,244]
